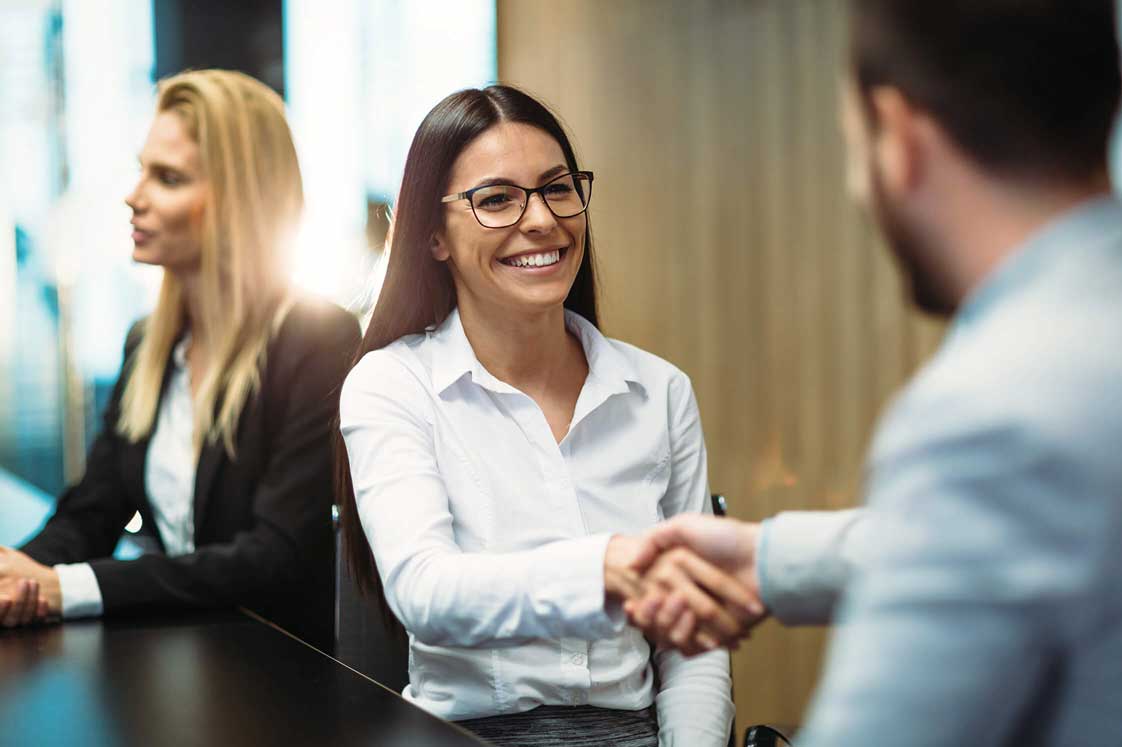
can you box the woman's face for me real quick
[434,122,587,320]
[125,111,208,272]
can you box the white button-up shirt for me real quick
[340,309,733,746]
[55,334,197,617]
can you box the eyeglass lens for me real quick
[470,173,591,228]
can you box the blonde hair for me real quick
[118,69,302,456]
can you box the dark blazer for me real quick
[22,297,360,650]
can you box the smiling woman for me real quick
[336,86,736,747]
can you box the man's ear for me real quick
[868,86,924,197]
[431,231,450,262]
[839,81,873,205]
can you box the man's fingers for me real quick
[675,550,764,617]
[695,629,720,651]
[668,609,697,649]
[655,559,747,640]
[654,592,688,631]
[627,593,664,629]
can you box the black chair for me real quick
[743,725,795,746]
[711,496,798,747]
[333,505,410,691]
[710,494,739,747]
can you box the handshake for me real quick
[604,514,768,655]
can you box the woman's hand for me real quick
[0,547,60,627]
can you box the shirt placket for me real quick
[507,393,593,699]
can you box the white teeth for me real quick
[506,250,561,268]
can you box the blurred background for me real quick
[2,0,1120,737]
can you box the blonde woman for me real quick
[0,70,359,647]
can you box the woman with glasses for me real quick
[0,70,359,648]
[337,86,735,746]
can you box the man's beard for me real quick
[868,163,957,317]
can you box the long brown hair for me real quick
[336,85,600,626]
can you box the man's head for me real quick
[843,0,1121,315]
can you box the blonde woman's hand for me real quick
[0,547,60,627]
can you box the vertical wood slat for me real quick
[498,0,944,732]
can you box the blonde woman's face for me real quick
[126,111,208,272]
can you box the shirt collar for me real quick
[429,307,643,397]
[950,194,1122,338]
[171,333,191,371]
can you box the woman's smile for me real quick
[497,246,569,272]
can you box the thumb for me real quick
[629,517,692,572]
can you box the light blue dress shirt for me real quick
[761,195,1122,745]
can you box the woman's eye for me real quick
[544,183,573,196]
[477,194,512,209]
[159,171,184,186]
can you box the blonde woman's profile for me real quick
[0,69,360,648]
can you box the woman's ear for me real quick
[431,231,450,262]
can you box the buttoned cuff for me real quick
[533,532,627,639]
[54,562,104,619]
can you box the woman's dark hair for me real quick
[851,0,1121,183]
[335,85,600,628]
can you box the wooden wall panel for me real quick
[498,0,943,732]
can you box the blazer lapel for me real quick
[121,435,160,544]
[192,437,224,534]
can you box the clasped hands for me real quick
[0,547,61,629]
[604,515,767,656]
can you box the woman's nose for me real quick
[124,179,145,212]
[518,192,558,232]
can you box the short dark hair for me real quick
[850,0,1121,183]
[336,85,599,625]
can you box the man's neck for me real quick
[942,173,1111,307]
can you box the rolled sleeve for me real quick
[654,648,734,747]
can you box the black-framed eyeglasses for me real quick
[441,171,594,229]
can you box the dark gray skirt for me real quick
[458,704,658,747]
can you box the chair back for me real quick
[333,506,410,691]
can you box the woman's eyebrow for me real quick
[471,164,568,190]
[537,164,568,181]
[138,155,189,174]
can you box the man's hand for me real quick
[0,547,61,627]
[624,515,769,653]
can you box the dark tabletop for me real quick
[0,611,488,747]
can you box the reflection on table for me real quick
[0,611,488,747]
